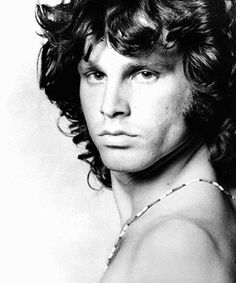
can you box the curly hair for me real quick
[36,0,236,188]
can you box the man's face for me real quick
[78,41,193,173]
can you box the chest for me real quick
[99,232,140,283]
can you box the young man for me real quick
[36,0,236,282]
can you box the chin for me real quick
[99,149,160,173]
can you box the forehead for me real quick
[79,40,182,71]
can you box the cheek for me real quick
[131,89,184,128]
[132,82,190,146]
[80,85,93,111]
[80,88,97,141]
[80,84,100,121]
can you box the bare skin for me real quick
[78,41,236,282]
[100,144,236,283]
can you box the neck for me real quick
[110,136,216,226]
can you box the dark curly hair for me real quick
[36,0,236,188]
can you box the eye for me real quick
[134,70,159,83]
[84,71,105,83]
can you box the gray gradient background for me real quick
[0,1,119,282]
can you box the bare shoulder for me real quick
[129,218,231,283]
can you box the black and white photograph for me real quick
[1,0,236,282]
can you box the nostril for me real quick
[100,102,130,118]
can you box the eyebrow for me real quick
[78,60,101,72]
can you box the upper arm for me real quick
[129,219,229,283]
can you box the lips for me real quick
[97,129,137,148]
[98,130,137,137]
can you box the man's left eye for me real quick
[134,71,159,83]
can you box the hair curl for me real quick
[36,0,236,188]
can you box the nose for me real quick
[100,80,130,118]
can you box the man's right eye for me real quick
[84,71,105,83]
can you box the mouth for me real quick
[98,130,137,137]
[98,130,137,148]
